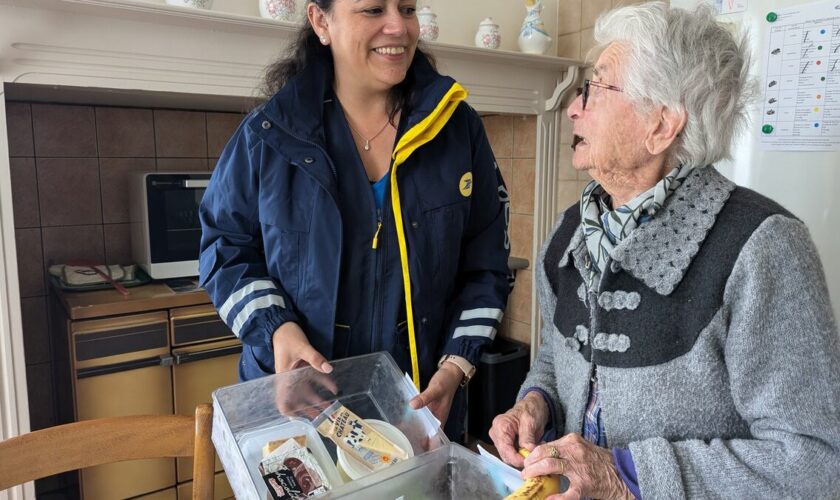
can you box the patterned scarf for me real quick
[580,164,692,289]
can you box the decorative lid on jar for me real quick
[418,5,439,42]
[475,17,501,49]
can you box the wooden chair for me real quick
[0,403,215,499]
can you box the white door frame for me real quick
[0,83,34,500]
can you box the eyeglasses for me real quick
[576,79,623,110]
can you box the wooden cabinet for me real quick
[51,284,240,500]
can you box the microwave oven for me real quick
[130,172,210,279]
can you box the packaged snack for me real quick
[313,401,409,472]
[263,435,307,458]
[259,437,331,499]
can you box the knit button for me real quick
[304,157,314,164]
[411,221,420,229]
[261,120,271,129]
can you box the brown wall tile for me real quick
[508,269,532,323]
[37,158,102,226]
[157,158,209,172]
[207,112,244,157]
[96,107,155,158]
[104,224,132,265]
[580,28,598,61]
[25,362,55,430]
[32,104,97,158]
[496,158,512,188]
[510,213,534,260]
[510,158,536,215]
[100,158,156,223]
[506,319,532,345]
[10,157,40,228]
[15,228,45,298]
[556,180,582,216]
[482,114,513,158]
[557,0,582,35]
[155,110,207,158]
[6,102,34,157]
[556,32,581,59]
[582,0,612,29]
[42,225,105,268]
[21,296,50,365]
[513,115,537,159]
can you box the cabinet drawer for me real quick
[170,304,234,347]
[71,311,169,371]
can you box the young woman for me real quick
[199,0,512,441]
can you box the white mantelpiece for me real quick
[0,2,581,491]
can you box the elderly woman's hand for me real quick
[488,392,549,468]
[522,434,634,500]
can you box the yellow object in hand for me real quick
[503,448,563,500]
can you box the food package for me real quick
[313,401,409,472]
[259,437,331,499]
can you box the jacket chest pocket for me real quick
[423,199,469,289]
[258,173,317,304]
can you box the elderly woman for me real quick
[489,2,840,499]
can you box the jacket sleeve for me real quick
[199,119,300,348]
[517,215,568,436]
[629,215,840,499]
[439,107,514,366]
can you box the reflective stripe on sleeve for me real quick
[231,294,286,337]
[219,280,277,323]
[459,307,504,322]
[452,325,497,340]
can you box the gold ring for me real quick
[548,446,560,459]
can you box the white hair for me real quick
[594,1,754,167]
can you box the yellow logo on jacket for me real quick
[459,172,473,197]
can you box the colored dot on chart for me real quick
[818,45,824,50]
[820,29,826,35]
[814,123,821,128]
[817,60,822,65]
[814,107,821,112]
[822,77,827,81]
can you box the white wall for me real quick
[149,0,559,54]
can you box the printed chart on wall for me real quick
[760,0,840,151]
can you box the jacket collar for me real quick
[259,51,456,145]
[559,166,736,295]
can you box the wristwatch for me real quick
[438,354,476,388]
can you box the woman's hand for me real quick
[488,391,549,468]
[408,362,463,426]
[272,321,333,374]
[522,434,634,500]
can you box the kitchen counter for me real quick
[53,283,210,321]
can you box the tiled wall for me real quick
[4,102,244,437]
[482,114,537,346]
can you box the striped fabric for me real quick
[219,279,286,337]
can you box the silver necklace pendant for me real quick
[364,140,370,151]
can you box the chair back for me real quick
[0,403,215,499]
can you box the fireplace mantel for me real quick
[0,0,582,477]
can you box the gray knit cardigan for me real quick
[519,166,840,499]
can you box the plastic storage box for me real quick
[212,352,449,499]
[468,337,530,443]
[328,443,524,499]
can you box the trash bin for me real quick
[467,337,530,444]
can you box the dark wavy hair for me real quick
[260,0,435,125]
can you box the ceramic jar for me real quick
[475,17,501,49]
[517,0,552,54]
[259,0,296,21]
[164,0,213,9]
[417,6,439,42]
